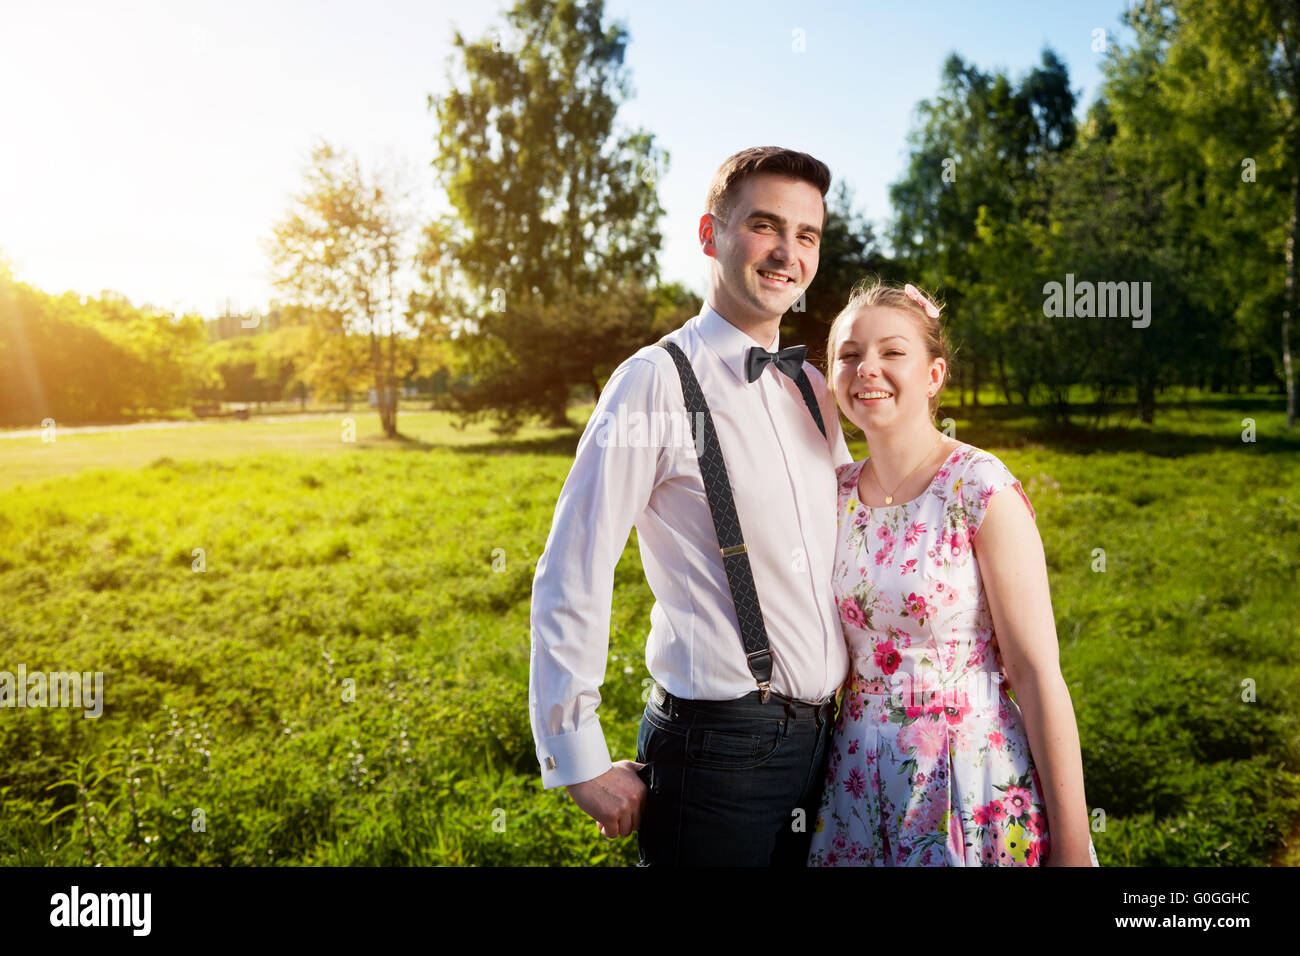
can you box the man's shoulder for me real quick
[606,320,699,391]
[801,361,830,391]
[608,342,678,392]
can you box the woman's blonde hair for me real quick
[826,277,952,417]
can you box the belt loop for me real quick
[782,698,797,731]
[665,689,676,721]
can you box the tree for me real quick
[1030,98,1212,425]
[425,0,666,429]
[890,50,1077,406]
[1153,0,1299,425]
[266,141,421,437]
[273,303,372,410]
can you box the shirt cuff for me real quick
[537,722,613,790]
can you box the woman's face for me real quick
[830,306,945,434]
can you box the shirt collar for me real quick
[697,302,781,385]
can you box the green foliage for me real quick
[0,276,213,426]
[1149,0,1300,425]
[890,2,1299,424]
[425,0,670,429]
[890,49,1077,407]
[266,141,423,438]
[203,328,308,404]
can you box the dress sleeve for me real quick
[836,460,864,514]
[961,451,1035,537]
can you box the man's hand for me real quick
[565,760,648,838]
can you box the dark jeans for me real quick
[635,684,837,867]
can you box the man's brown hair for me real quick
[705,146,832,224]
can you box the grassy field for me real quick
[0,398,1297,866]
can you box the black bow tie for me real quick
[746,345,807,383]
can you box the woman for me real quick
[807,279,1098,866]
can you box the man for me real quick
[528,146,852,866]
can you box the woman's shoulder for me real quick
[950,442,1017,481]
[836,458,867,481]
[948,442,1034,525]
[836,459,867,502]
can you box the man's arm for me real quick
[529,354,667,830]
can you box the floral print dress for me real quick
[807,443,1098,867]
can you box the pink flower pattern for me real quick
[810,444,1099,867]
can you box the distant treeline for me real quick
[0,268,442,426]
[0,269,212,425]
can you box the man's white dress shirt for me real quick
[528,304,853,789]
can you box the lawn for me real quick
[0,398,1297,865]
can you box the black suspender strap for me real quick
[658,340,774,701]
[791,368,828,440]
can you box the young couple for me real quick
[529,146,1098,867]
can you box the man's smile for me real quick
[757,268,796,286]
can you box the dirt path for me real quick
[0,413,346,440]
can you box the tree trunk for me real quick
[385,256,400,438]
[971,357,980,408]
[385,332,399,438]
[1283,172,1297,427]
[995,351,1013,404]
[1138,379,1156,424]
[547,389,571,428]
[370,329,397,438]
[1051,386,1070,425]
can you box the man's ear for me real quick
[699,213,719,259]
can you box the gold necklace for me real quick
[870,434,945,505]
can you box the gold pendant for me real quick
[884,495,894,505]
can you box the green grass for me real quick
[0,397,1297,865]
[0,408,577,490]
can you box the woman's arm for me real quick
[974,486,1094,866]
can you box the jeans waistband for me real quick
[652,681,835,719]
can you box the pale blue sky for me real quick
[0,0,1131,317]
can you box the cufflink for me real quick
[544,756,556,771]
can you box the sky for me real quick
[0,0,1133,318]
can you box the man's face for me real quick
[701,173,824,328]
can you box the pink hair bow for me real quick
[904,284,941,319]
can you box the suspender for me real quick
[789,366,828,440]
[657,339,828,702]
